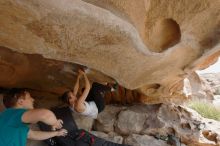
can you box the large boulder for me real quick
[94,104,220,146]
[94,105,125,133]
[124,134,170,146]
[0,0,220,103]
[115,106,148,135]
[200,73,220,95]
[184,72,214,100]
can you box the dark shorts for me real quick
[86,82,111,113]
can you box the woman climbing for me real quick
[60,69,112,119]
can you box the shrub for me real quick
[188,101,220,121]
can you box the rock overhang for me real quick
[0,0,220,102]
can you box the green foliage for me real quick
[188,101,220,121]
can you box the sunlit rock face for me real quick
[0,0,220,103]
[184,72,214,100]
[200,73,220,95]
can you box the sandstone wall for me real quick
[0,0,220,102]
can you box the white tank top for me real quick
[70,101,98,119]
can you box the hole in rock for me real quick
[150,18,181,52]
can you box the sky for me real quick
[197,57,220,74]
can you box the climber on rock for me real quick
[38,69,129,146]
[60,69,114,119]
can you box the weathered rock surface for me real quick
[115,106,148,135]
[200,73,220,95]
[79,104,220,146]
[183,71,214,100]
[94,105,124,133]
[0,0,220,103]
[124,134,170,146]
